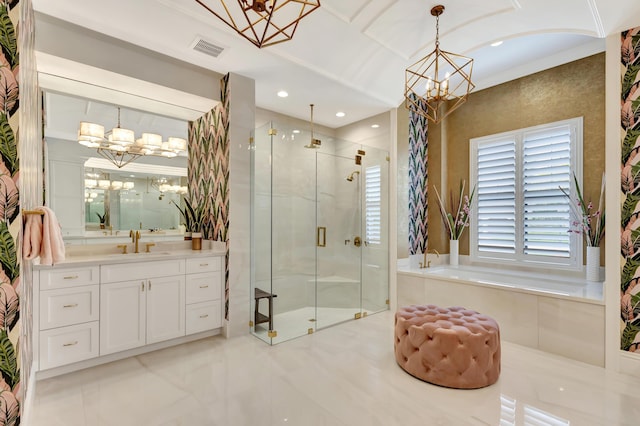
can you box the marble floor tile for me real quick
[28,311,640,425]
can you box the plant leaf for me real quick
[0,222,16,284]
[0,5,16,70]
[621,257,640,294]
[0,329,17,389]
[622,129,640,165]
[621,322,640,351]
[0,113,15,176]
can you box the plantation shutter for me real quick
[522,125,571,257]
[476,139,517,253]
[365,165,381,245]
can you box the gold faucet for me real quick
[129,230,141,253]
[419,248,440,268]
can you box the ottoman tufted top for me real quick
[394,304,501,389]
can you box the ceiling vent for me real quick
[191,37,225,58]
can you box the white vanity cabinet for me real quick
[99,259,186,355]
[38,266,100,370]
[34,252,225,376]
[185,257,223,334]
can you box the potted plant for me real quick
[172,198,205,243]
[96,211,108,229]
[560,172,605,281]
[433,180,476,266]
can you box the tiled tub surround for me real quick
[32,241,226,378]
[397,260,605,367]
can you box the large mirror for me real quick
[44,90,190,241]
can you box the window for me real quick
[470,117,582,268]
[365,165,382,245]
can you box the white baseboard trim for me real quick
[21,369,37,425]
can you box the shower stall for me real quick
[251,121,389,344]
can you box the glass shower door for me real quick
[315,153,362,330]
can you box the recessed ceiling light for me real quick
[371,124,380,128]
[490,41,503,47]
[277,90,289,98]
[336,112,346,118]
[292,130,300,134]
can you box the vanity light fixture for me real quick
[195,0,321,48]
[405,4,474,124]
[77,107,188,168]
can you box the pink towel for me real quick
[22,211,42,260]
[31,206,65,265]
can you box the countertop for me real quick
[33,241,226,269]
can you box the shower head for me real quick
[346,170,360,181]
[304,104,322,149]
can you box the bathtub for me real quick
[396,261,605,366]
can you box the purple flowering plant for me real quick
[560,173,605,247]
[433,180,476,240]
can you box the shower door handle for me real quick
[317,227,326,247]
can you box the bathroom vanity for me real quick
[32,244,225,378]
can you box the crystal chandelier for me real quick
[78,107,187,168]
[405,5,474,124]
[195,0,321,48]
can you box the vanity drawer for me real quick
[186,300,221,335]
[185,272,221,304]
[39,321,99,370]
[186,257,221,274]
[101,259,185,283]
[40,285,99,330]
[40,266,100,290]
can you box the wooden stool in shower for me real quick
[254,288,277,332]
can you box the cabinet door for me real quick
[146,275,185,344]
[100,280,146,355]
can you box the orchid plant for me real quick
[433,180,476,240]
[560,173,605,247]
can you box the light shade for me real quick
[195,0,321,48]
[123,181,135,190]
[140,133,163,150]
[78,122,104,147]
[107,127,135,146]
[98,179,111,189]
[167,137,187,152]
[84,178,98,188]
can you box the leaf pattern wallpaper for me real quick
[188,74,230,319]
[621,27,640,353]
[408,106,428,255]
[0,1,20,424]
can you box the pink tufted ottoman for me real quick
[394,305,501,389]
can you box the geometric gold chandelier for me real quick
[195,0,321,48]
[405,4,474,124]
[78,107,187,169]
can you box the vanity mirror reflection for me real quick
[43,90,190,242]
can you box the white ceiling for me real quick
[31,0,640,129]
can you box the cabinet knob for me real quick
[199,314,209,319]
[199,263,209,267]
[63,303,78,308]
[199,285,209,289]
[63,275,79,280]
[141,282,145,292]
[63,341,78,347]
